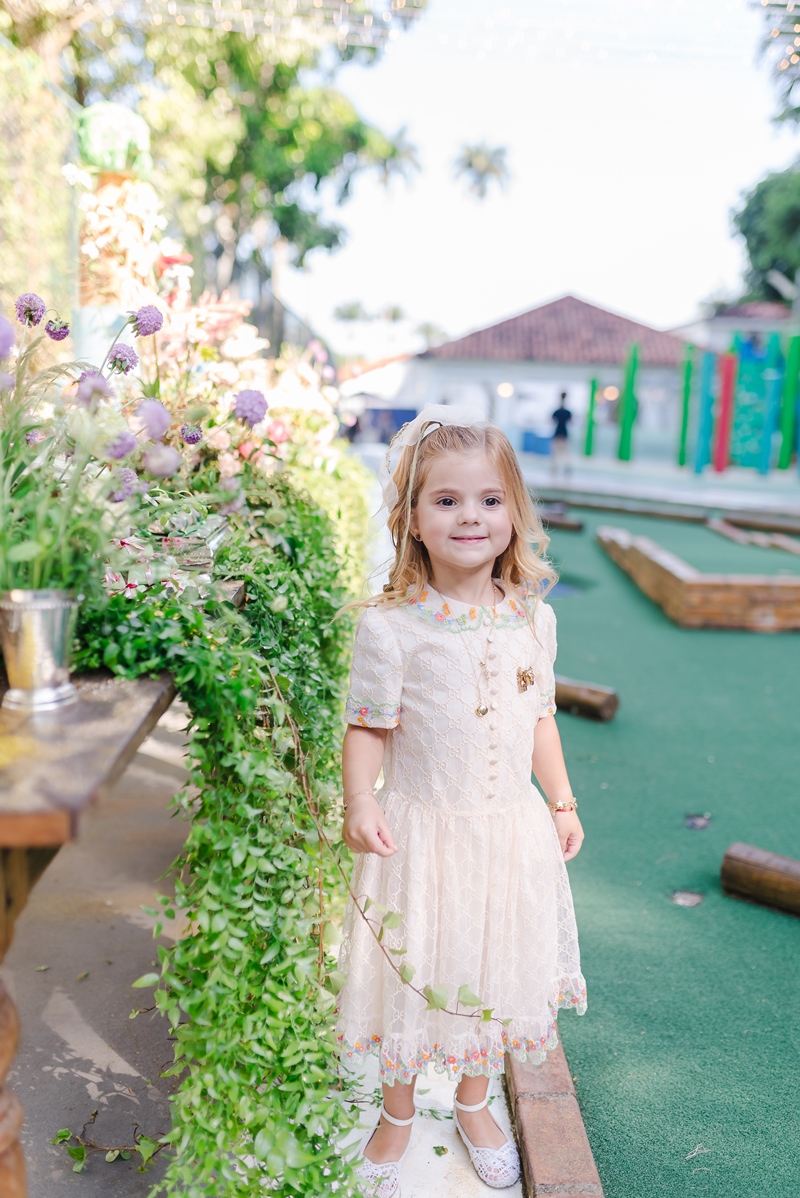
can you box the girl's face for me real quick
[411,450,514,575]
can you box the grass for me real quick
[547,510,800,1198]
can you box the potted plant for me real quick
[0,294,174,710]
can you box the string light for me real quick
[69,0,422,46]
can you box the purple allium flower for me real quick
[110,467,139,503]
[321,364,336,382]
[108,343,139,374]
[106,430,137,460]
[233,389,268,428]
[76,372,114,406]
[15,293,46,327]
[45,318,70,342]
[219,491,246,516]
[180,424,203,445]
[143,443,181,478]
[137,399,170,441]
[0,315,14,358]
[131,305,164,338]
[307,338,327,363]
[0,372,14,391]
[25,429,43,444]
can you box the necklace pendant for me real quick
[476,703,489,717]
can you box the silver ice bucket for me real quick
[0,589,79,711]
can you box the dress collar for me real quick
[404,580,532,630]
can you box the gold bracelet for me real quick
[547,797,578,813]
[343,789,376,809]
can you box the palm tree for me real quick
[454,143,510,199]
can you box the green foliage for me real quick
[58,24,416,287]
[733,165,800,301]
[73,464,366,1195]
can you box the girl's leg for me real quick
[363,1076,417,1164]
[455,1073,508,1149]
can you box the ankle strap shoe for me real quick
[453,1095,521,1189]
[354,1104,415,1197]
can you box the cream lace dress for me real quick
[336,583,587,1085]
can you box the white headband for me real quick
[378,401,487,512]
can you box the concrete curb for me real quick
[505,1043,604,1198]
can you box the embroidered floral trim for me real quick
[345,695,401,728]
[538,687,557,716]
[338,985,587,1084]
[405,588,534,631]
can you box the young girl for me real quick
[337,408,587,1195]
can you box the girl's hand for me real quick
[553,810,584,861]
[343,794,397,857]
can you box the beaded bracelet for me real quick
[547,798,579,814]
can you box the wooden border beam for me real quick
[597,525,800,631]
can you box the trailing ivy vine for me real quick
[74,468,367,1196]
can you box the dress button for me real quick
[490,701,498,710]
[483,616,491,627]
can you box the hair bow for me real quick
[378,400,487,512]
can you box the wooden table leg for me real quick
[0,980,24,1197]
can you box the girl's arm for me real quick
[531,715,584,861]
[341,725,397,857]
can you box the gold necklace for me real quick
[448,581,502,717]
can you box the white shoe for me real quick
[453,1094,521,1189]
[354,1103,415,1198]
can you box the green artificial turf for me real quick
[546,511,800,1198]
[590,512,800,576]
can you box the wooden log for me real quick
[555,675,619,722]
[540,506,584,533]
[721,842,800,917]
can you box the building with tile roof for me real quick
[340,295,688,453]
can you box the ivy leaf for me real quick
[481,1008,495,1022]
[388,946,407,956]
[423,985,449,1011]
[106,1149,120,1162]
[433,1145,448,1157]
[381,911,403,930]
[138,1136,159,1165]
[51,1129,71,1144]
[323,969,347,995]
[67,1145,86,1172]
[457,984,483,1008]
[131,973,159,989]
[399,962,416,985]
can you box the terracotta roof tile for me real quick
[421,294,686,367]
[714,301,790,321]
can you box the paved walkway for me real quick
[346,1060,522,1197]
[0,706,190,1195]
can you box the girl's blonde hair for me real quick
[366,421,556,610]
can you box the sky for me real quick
[280,0,800,358]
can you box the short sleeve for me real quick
[345,606,403,729]
[536,603,557,718]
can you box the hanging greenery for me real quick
[73,465,368,1195]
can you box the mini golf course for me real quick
[546,510,800,1198]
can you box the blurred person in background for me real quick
[551,391,572,478]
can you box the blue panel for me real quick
[522,431,553,455]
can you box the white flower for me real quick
[206,427,231,451]
[217,451,242,478]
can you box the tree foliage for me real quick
[733,165,800,302]
[0,3,419,293]
[454,142,509,200]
